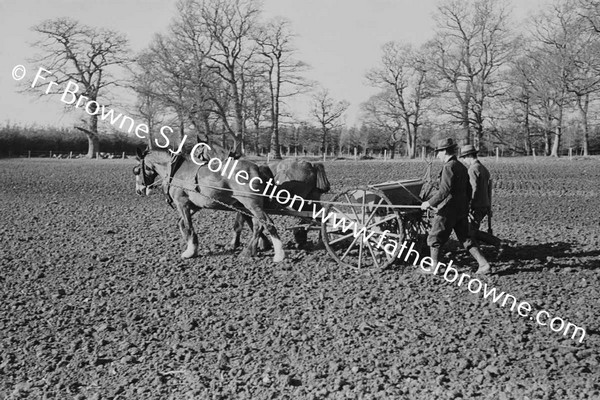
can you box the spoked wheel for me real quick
[320,186,405,270]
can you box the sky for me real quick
[0,0,545,129]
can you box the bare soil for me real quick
[0,157,599,399]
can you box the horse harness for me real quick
[134,158,158,187]
[161,149,217,209]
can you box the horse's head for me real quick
[133,147,159,196]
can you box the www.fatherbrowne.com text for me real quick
[309,204,586,343]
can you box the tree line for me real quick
[21,0,600,158]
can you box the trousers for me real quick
[427,212,475,250]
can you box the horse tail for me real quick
[313,162,330,193]
[259,165,274,182]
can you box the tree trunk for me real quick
[75,124,99,159]
[87,112,99,158]
[550,105,563,157]
[524,98,531,156]
[86,133,100,158]
[231,78,245,155]
[254,122,260,156]
[473,109,483,149]
[321,129,328,155]
[406,130,417,159]
[578,94,590,157]
[461,100,470,144]
[270,125,282,159]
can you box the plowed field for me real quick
[1,157,599,400]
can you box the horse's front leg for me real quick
[177,204,198,259]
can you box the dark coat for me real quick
[428,156,470,217]
[468,160,491,209]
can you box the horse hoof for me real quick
[181,250,196,259]
[240,249,252,259]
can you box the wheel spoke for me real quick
[363,197,385,226]
[364,239,381,269]
[364,214,398,230]
[340,235,360,261]
[358,236,363,269]
[361,191,366,225]
[344,193,362,223]
[328,206,355,226]
[329,231,355,246]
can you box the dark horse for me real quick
[231,158,330,249]
[133,146,285,262]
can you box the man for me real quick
[459,144,498,247]
[420,138,491,275]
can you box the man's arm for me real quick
[468,167,479,206]
[427,163,454,208]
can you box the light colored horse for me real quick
[133,147,285,262]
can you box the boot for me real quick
[420,246,439,274]
[469,247,491,275]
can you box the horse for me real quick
[231,158,330,249]
[133,146,285,262]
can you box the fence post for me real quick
[495,147,499,161]
[28,151,31,158]
[323,152,326,162]
[122,151,125,159]
[267,153,270,163]
[532,148,536,160]
[354,147,357,161]
[569,147,573,160]
[69,151,72,159]
[50,150,52,158]
[96,152,99,160]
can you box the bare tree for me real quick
[30,18,130,157]
[311,89,349,155]
[531,0,591,156]
[503,52,538,155]
[579,0,600,31]
[131,56,163,147]
[429,0,512,147]
[135,36,195,141]
[254,17,310,159]
[365,42,433,158]
[244,71,271,154]
[361,92,404,158]
[566,1,600,155]
[197,0,261,153]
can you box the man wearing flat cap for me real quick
[420,138,491,274]
[459,144,493,240]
